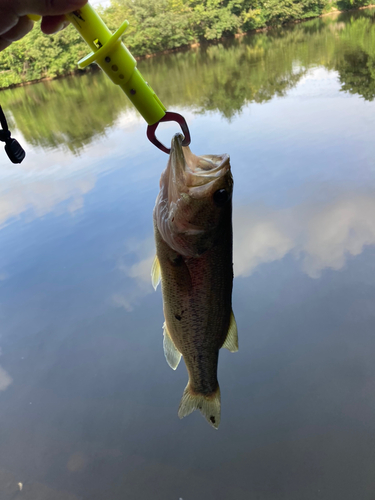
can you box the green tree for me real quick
[0,0,373,88]
[2,7,375,150]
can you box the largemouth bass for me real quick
[152,134,238,429]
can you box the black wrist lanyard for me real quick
[0,105,25,164]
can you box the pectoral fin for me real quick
[222,311,238,352]
[163,322,182,370]
[151,255,161,290]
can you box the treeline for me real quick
[2,8,375,152]
[0,0,373,88]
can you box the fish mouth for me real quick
[155,134,232,256]
[167,134,230,203]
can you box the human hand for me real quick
[0,0,88,51]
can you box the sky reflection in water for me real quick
[1,9,375,500]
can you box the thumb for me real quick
[14,0,88,17]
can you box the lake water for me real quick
[1,8,375,500]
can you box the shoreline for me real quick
[138,3,375,60]
[1,4,375,91]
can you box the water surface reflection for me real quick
[1,8,375,500]
[234,191,375,278]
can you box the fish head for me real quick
[155,134,233,257]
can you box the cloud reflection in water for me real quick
[0,365,12,391]
[111,189,375,312]
[0,109,145,229]
[113,237,156,312]
[234,193,375,279]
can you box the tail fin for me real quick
[178,383,221,429]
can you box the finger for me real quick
[13,0,88,17]
[1,15,33,42]
[0,11,19,36]
[0,0,87,37]
[41,15,69,35]
[0,37,12,51]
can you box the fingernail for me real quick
[53,21,70,33]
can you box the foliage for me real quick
[0,72,125,152]
[262,0,327,25]
[3,8,375,152]
[0,22,87,87]
[334,0,372,10]
[325,11,375,100]
[0,0,373,87]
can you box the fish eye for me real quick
[213,189,229,207]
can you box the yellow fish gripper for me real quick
[65,4,166,126]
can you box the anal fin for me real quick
[163,322,182,370]
[222,311,238,352]
[151,255,161,290]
